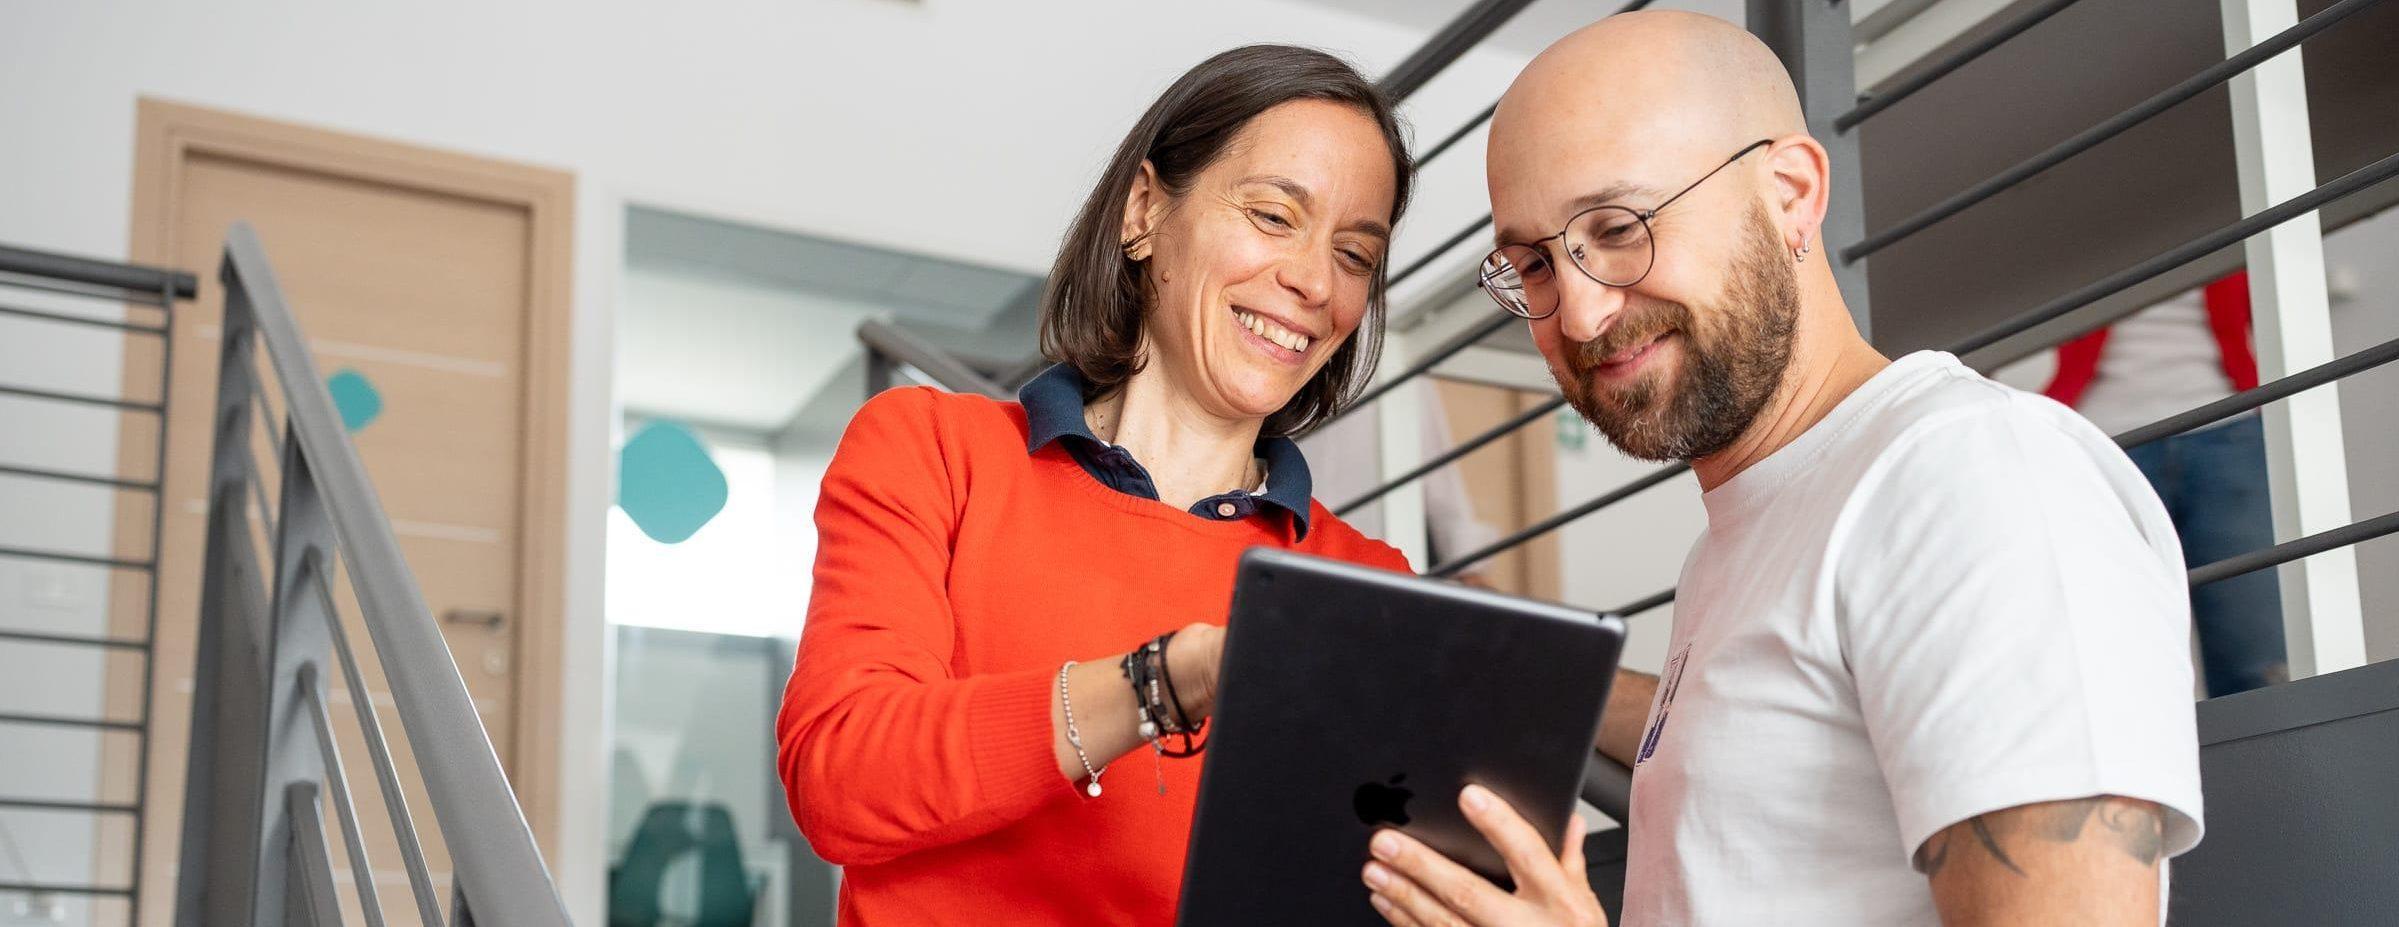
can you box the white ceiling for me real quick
[1285,0,1749,56]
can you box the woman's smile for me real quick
[1231,306,1314,365]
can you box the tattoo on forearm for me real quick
[1912,797,2166,878]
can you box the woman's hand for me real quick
[1164,622,1225,721]
[1361,785,1608,927]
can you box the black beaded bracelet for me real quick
[1151,632,1207,758]
[1120,632,1206,758]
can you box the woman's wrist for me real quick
[1163,624,1219,721]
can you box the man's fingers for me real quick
[1367,885,1430,927]
[1367,888,1418,927]
[1562,813,1594,893]
[1460,784,1575,898]
[1370,829,1503,924]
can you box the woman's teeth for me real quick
[1235,309,1311,353]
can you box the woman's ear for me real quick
[1120,160,1166,260]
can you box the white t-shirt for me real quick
[1621,351,2205,926]
[2075,289,2239,436]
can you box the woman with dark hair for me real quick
[777,44,1414,925]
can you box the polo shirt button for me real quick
[1215,502,1237,517]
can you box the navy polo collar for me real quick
[1019,364,1316,539]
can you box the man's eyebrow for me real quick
[1240,174,1391,241]
[1494,181,1664,245]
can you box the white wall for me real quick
[0,2,1544,921]
[2320,207,2399,662]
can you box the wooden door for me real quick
[111,100,573,926]
[1430,377,1561,600]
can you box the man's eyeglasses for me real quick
[1479,139,1773,321]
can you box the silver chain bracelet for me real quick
[1059,661,1106,797]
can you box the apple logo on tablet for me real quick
[1353,773,1414,827]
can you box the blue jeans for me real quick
[2122,415,2287,696]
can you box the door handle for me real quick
[442,608,506,630]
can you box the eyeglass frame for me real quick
[1479,138,1776,320]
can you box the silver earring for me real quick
[1794,239,1811,263]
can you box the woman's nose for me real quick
[1277,247,1335,308]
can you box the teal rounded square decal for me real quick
[616,420,728,544]
[326,368,382,432]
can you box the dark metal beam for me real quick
[1377,0,1543,101]
[2116,335,2399,450]
[0,301,167,334]
[1337,395,1564,516]
[857,319,1008,399]
[0,243,197,300]
[1843,0,2389,264]
[1430,462,1690,578]
[1753,0,1873,333]
[2190,510,2399,589]
[1835,0,2086,131]
[0,462,160,493]
[0,628,150,651]
[1950,146,2399,358]
[1332,309,1518,423]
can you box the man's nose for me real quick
[1553,266,1629,344]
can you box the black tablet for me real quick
[1177,547,1625,926]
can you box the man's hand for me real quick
[1915,795,2167,926]
[1361,785,1607,927]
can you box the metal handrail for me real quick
[1953,147,2399,356]
[858,318,1010,398]
[1335,394,1564,516]
[1337,309,1517,422]
[1843,0,2386,263]
[0,246,180,926]
[1566,327,2399,627]
[0,243,198,300]
[2191,510,2399,588]
[1374,0,1542,102]
[1325,0,2391,528]
[1833,0,2087,131]
[304,549,447,926]
[174,221,569,926]
[1397,0,1666,173]
[1404,143,2399,580]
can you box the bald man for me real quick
[1357,12,2203,927]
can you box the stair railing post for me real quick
[253,415,343,926]
[174,275,274,927]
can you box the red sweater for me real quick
[777,386,1409,925]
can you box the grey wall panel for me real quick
[2169,658,2399,926]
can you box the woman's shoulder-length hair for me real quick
[1038,44,1414,438]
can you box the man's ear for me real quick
[1120,160,1168,258]
[1765,135,1831,254]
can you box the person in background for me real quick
[1357,12,2203,926]
[2045,271,2287,695]
[776,45,1416,926]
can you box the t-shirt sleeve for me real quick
[1832,400,2205,863]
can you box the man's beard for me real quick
[1560,205,1799,461]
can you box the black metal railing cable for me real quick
[1842,0,2387,263]
[1834,0,2088,131]
[1422,145,2399,584]
[1568,314,2399,617]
